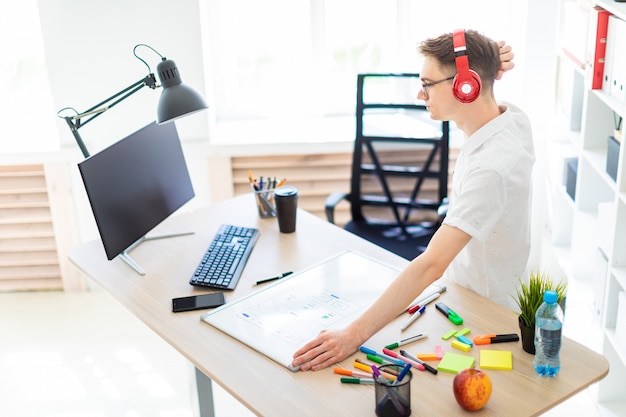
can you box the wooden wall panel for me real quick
[0,165,63,291]
[231,148,458,226]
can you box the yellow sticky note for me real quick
[451,339,471,352]
[480,350,513,370]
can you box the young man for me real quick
[292,30,534,372]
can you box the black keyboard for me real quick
[189,224,259,290]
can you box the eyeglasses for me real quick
[420,76,455,97]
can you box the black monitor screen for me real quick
[78,121,195,260]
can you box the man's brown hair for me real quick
[418,30,499,91]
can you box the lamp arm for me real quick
[65,117,91,158]
[64,74,158,158]
[73,74,157,127]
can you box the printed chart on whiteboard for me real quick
[201,251,402,370]
[237,286,361,345]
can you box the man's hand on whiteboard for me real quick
[292,328,362,371]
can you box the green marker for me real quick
[340,377,375,384]
[435,302,464,325]
[384,333,428,350]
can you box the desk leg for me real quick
[195,367,216,417]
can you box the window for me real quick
[205,0,520,124]
[0,0,57,153]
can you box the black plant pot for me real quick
[518,316,535,354]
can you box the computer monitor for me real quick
[78,121,195,271]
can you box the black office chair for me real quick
[325,73,450,260]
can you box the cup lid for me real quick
[274,185,298,197]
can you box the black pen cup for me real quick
[374,364,412,417]
[274,186,298,233]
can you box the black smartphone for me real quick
[172,292,226,312]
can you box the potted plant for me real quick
[512,272,567,354]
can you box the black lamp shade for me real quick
[156,58,207,124]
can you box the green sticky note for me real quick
[442,329,457,340]
[456,328,471,336]
[437,352,475,374]
[480,350,513,371]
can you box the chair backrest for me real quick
[350,73,450,231]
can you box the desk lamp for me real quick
[57,44,207,158]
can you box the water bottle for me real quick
[533,290,564,377]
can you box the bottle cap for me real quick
[544,290,558,304]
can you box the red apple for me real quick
[453,367,492,411]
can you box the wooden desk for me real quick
[69,194,608,417]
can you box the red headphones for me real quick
[452,29,482,103]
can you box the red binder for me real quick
[587,6,611,90]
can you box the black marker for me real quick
[400,350,438,375]
[255,271,293,285]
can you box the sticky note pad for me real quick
[435,345,443,360]
[437,352,475,374]
[442,329,457,340]
[416,353,438,361]
[456,328,471,336]
[480,350,513,370]
[451,339,472,352]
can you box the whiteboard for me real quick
[200,251,402,371]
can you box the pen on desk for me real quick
[254,271,293,285]
[382,348,425,371]
[384,333,428,350]
[340,377,375,385]
[333,368,372,379]
[366,354,394,366]
[359,346,405,366]
[355,358,400,380]
[399,350,438,375]
[407,293,440,314]
[353,360,375,374]
[405,286,447,313]
[400,305,426,331]
[473,333,519,345]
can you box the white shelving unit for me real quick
[552,1,626,415]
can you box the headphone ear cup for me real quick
[452,69,482,103]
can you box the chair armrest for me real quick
[437,197,449,224]
[325,192,349,224]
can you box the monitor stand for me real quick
[119,231,194,275]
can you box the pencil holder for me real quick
[253,185,276,218]
[374,364,412,417]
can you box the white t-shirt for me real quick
[441,103,535,310]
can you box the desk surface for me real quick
[69,194,609,417]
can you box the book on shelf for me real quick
[603,15,626,103]
[586,6,611,90]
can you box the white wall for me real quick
[37,0,210,152]
[37,0,214,242]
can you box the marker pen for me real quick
[384,333,428,350]
[400,305,426,331]
[400,350,438,375]
[435,302,464,325]
[382,347,425,371]
[340,377,375,384]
